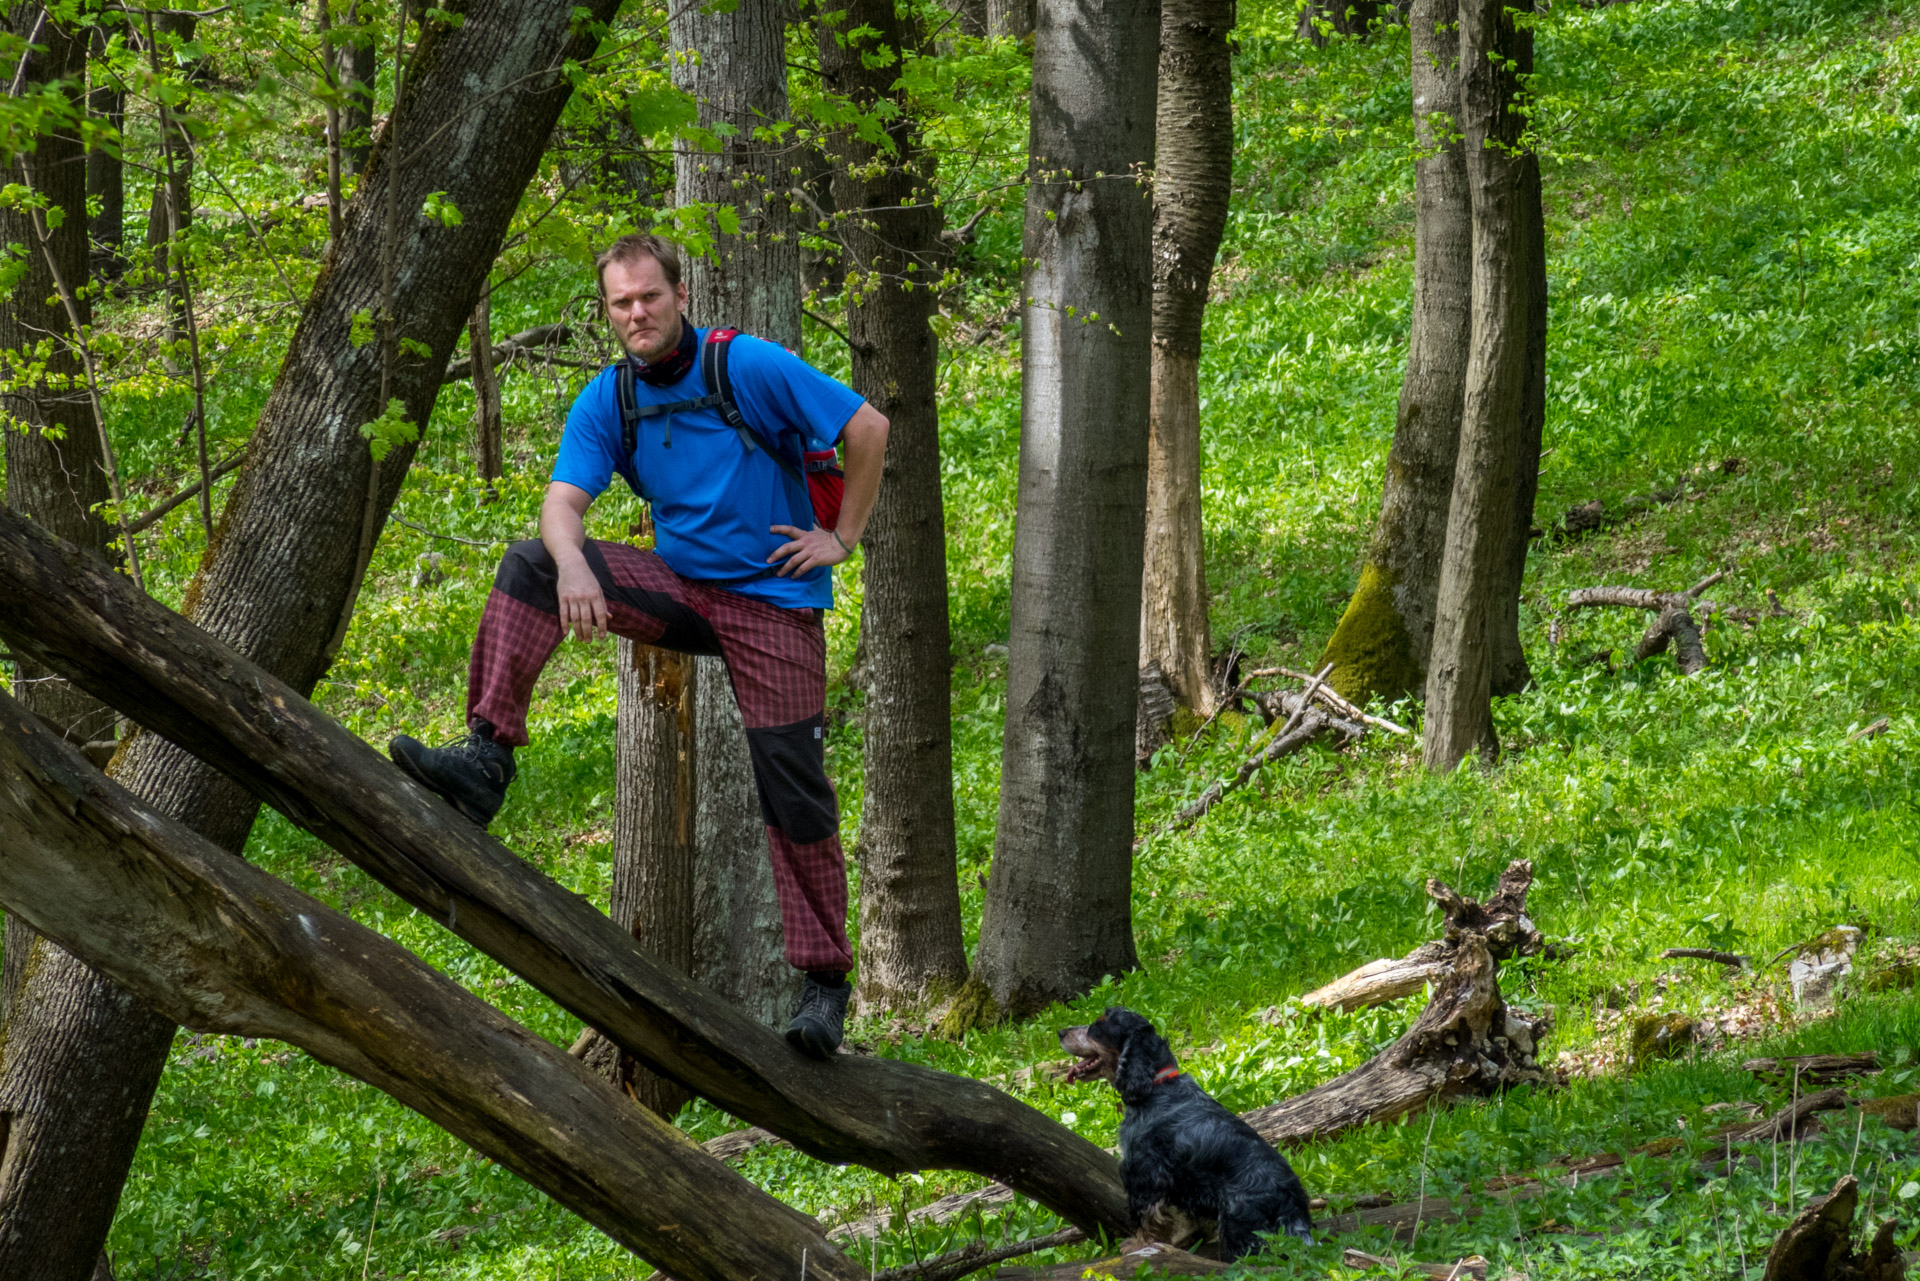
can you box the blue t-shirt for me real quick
[552,329,865,610]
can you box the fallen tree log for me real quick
[1743,1053,1881,1085]
[0,508,1131,1238]
[0,690,863,1281]
[1564,569,1737,675]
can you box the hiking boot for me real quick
[786,973,851,1060]
[389,720,516,827]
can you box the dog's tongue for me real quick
[1063,1054,1100,1083]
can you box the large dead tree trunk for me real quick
[1140,0,1234,717]
[0,507,1135,1239]
[1243,863,1551,1144]
[1421,0,1537,772]
[1318,0,1472,707]
[970,0,1159,1022]
[608,640,697,1119]
[662,0,803,1030]
[0,691,866,1281]
[817,0,969,1014]
[0,6,624,1274]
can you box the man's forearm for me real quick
[834,408,889,546]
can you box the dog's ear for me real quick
[1112,1022,1173,1107]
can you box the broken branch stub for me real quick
[0,507,1131,1239]
[1301,860,1543,1014]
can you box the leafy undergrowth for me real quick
[71,0,1920,1273]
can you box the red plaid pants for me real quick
[468,539,850,973]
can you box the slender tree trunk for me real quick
[0,6,622,1274]
[343,4,376,176]
[818,0,968,1013]
[608,638,697,1119]
[1140,0,1234,716]
[1318,0,1473,706]
[1490,152,1546,697]
[1421,0,1536,772]
[0,17,154,1279]
[141,12,195,335]
[971,0,1158,1021]
[469,291,503,486]
[85,27,124,280]
[988,0,1035,38]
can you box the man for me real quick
[389,233,888,1059]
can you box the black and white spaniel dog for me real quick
[1059,1007,1314,1261]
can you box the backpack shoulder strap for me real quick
[612,361,643,497]
[703,329,806,488]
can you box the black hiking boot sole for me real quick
[389,738,498,828]
[785,1021,839,1061]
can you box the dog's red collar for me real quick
[1153,1067,1182,1085]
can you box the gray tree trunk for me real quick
[1422,0,1537,771]
[662,0,802,1029]
[0,6,622,1274]
[0,18,152,1279]
[1140,0,1235,717]
[1318,0,1473,707]
[988,0,1035,39]
[1489,152,1546,698]
[818,0,968,1013]
[971,0,1158,1020]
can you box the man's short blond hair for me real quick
[594,233,683,297]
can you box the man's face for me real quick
[602,255,688,363]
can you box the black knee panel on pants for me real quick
[496,539,558,610]
[746,715,838,843]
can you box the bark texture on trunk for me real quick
[0,507,1134,1238]
[1318,0,1472,707]
[818,0,968,1013]
[989,0,1035,38]
[0,694,868,1281]
[0,5,622,1273]
[949,0,988,37]
[1140,0,1234,716]
[609,639,697,1119]
[1422,0,1536,772]
[0,16,163,1278]
[655,0,803,1029]
[469,292,503,485]
[86,28,124,279]
[1489,148,1546,698]
[972,0,1158,1020]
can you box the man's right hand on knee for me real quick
[555,555,609,642]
